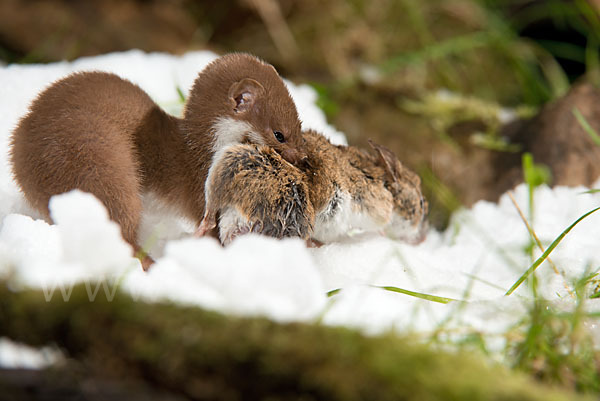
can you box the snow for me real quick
[0,338,63,369]
[1,50,600,368]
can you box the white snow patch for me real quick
[0,338,63,369]
[122,235,327,322]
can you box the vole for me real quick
[10,53,305,269]
[198,144,314,245]
[197,129,428,245]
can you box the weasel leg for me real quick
[134,245,155,271]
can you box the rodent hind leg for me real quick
[216,207,255,245]
[195,207,219,238]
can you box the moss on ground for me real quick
[0,281,594,401]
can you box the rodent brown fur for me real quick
[200,145,314,244]
[199,129,428,244]
[10,53,305,268]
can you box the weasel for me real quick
[10,53,305,269]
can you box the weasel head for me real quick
[185,53,306,165]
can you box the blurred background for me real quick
[2,0,599,227]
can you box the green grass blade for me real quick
[380,31,494,73]
[176,86,186,103]
[580,189,600,194]
[536,39,587,63]
[505,206,600,296]
[375,285,459,304]
[573,107,600,146]
[328,286,459,304]
[522,152,551,189]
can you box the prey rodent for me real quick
[198,129,428,245]
[10,53,306,269]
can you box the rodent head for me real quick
[368,140,429,244]
[184,53,306,165]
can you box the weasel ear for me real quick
[228,78,265,113]
[368,139,402,183]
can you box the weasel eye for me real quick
[274,130,285,143]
